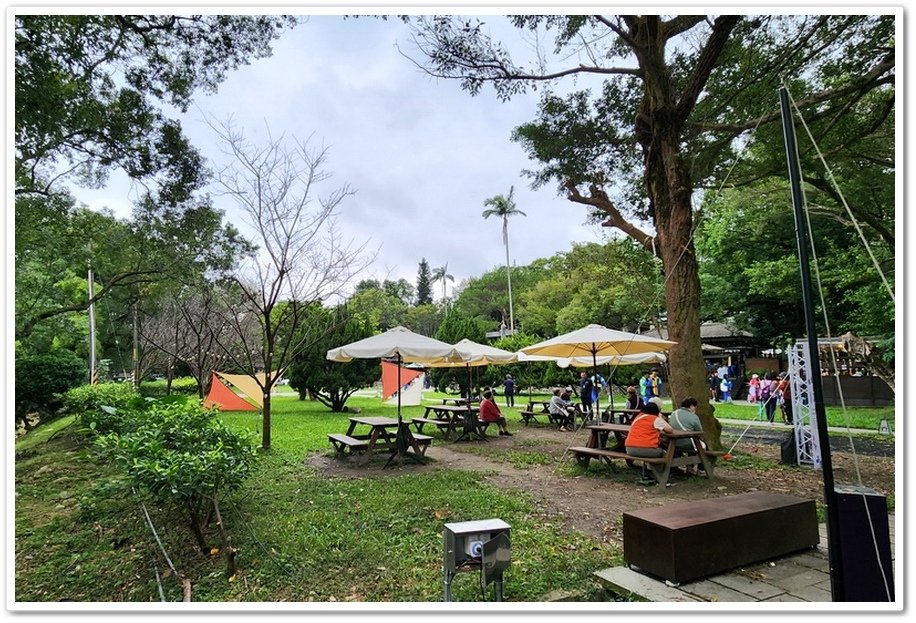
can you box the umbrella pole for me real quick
[386,353,420,468]
[592,346,599,423]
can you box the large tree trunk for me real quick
[638,16,723,449]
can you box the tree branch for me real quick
[675,15,742,126]
[563,179,657,256]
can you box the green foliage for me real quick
[288,309,378,411]
[345,286,407,332]
[15,349,87,426]
[15,15,296,201]
[402,303,443,337]
[65,382,144,434]
[139,376,200,398]
[416,258,433,305]
[92,400,257,552]
[697,185,894,345]
[430,312,487,394]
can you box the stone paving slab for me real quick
[706,574,787,600]
[593,567,701,602]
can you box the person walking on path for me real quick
[502,374,516,408]
[760,373,777,422]
[747,374,760,403]
[639,371,653,403]
[649,369,663,399]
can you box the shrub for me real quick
[65,383,144,435]
[139,376,200,398]
[93,401,257,576]
[15,350,86,429]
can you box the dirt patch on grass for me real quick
[306,423,895,547]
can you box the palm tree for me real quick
[431,262,454,303]
[482,185,526,332]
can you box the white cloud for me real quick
[67,14,608,299]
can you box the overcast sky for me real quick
[69,13,614,302]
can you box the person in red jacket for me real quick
[624,402,672,458]
[479,390,513,436]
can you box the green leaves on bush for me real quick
[65,382,143,434]
[15,350,86,427]
[92,401,257,558]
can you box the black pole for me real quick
[591,345,599,422]
[779,86,844,601]
[397,353,402,423]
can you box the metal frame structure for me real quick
[788,341,822,468]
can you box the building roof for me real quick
[639,322,754,340]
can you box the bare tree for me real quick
[209,119,373,450]
[139,286,236,398]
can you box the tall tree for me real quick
[210,120,371,450]
[408,15,895,447]
[431,262,455,303]
[482,185,527,332]
[287,307,378,412]
[416,258,433,305]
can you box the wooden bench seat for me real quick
[569,446,713,487]
[328,433,369,457]
[519,410,542,425]
[411,417,454,436]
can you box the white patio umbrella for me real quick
[520,324,677,419]
[327,326,467,464]
[426,339,518,442]
[516,350,669,412]
[516,351,668,368]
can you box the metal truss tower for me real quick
[788,341,822,467]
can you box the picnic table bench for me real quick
[328,433,369,457]
[411,417,455,436]
[519,400,568,427]
[570,425,714,487]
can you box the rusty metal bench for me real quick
[622,492,820,584]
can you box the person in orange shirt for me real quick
[624,402,672,458]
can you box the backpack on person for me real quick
[761,380,772,401]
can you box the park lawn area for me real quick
[705,400,893,431]
[14,393,619,603]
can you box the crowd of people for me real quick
[471,364,793,455]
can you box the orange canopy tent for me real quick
[202,371,275,411]
[380,360,424,402]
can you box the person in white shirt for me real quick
[548,387,576,431]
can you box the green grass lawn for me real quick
[15,388,893,603]
[15,393,619,603]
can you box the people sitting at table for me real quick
[624,402,672,459]
[548,388,576,432]
[479,390,513,436]
[668,397,706,475]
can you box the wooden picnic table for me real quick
[414,404,480,439]
[441,397,479,406]
[328,416,433,466]
[571,423,714,487]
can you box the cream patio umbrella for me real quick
[516,350,669,412]
[520,324,677,419]
[327,326,467,465]
[426,338,519,441]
